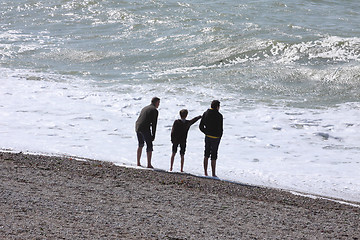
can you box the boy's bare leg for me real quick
[137,146,143,166]
[180,155,185,172]
[203,157,209,176]
[170,152,176,171]
[211,160,217,177]
[147,151,153,168]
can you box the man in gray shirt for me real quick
[135,97,160,168]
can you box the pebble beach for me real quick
[0,151,359,239]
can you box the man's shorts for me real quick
[204,136,221,160]
[172,142,186,156]
[137,131,153,152]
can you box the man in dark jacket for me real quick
[135,97,160,168]
[170,109,201,172]
[199,100,223,177]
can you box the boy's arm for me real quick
[170,120,177,142]
[189,115,202,126]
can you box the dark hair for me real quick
[179,109,188,119]
[211,100,220,109]
[151,97,160,105]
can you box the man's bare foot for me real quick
[147,165,154,169]
[137,163,141,167]
[170,167,173,171]
[212,175,217,178]
[204,172,208,176]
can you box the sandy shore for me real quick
[0,151,359,239]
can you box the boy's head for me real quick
[179,109,188,119]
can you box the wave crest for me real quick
[215,36,360,66]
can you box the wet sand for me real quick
[0,151,359,239]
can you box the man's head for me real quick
[179,109,188,119]
[151,97,160,108]
[211,100,220,110]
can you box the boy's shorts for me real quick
[172,142,186,156]
[137,131,153,152]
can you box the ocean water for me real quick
[1,0,360,203]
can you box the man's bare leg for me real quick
[137,146,143,166]
[203,157,209,176]
[180,155,185,172]
[170,152,176,171]
[211,160,217,177]
[147,151,153,168]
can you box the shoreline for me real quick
[3,149,359,207]
[1,151,359,239]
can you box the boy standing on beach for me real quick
[199,100,223,177]
[135,97,160,168]
[170,109,201,172]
